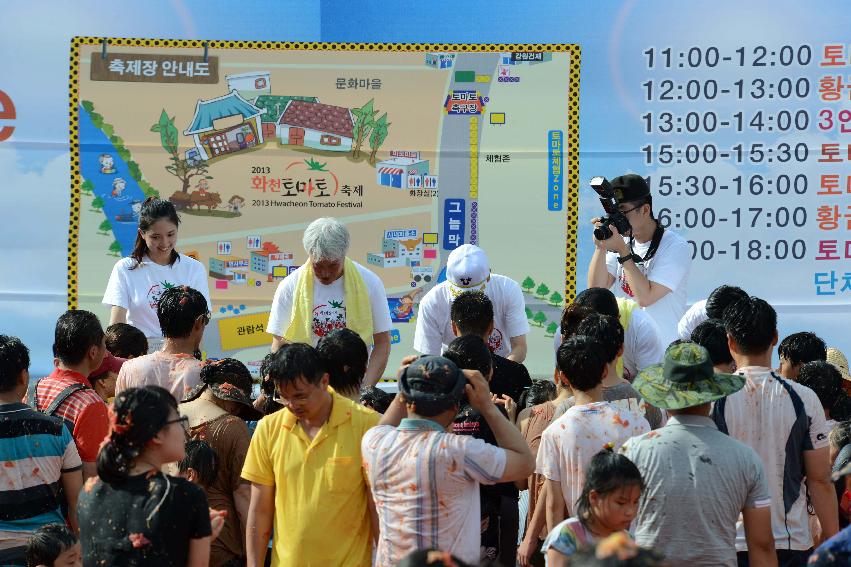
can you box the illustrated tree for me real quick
[91,196,104,212]
[549,291,564,306]
[108,240,122,257]
[81,179,94,196]
[151,109,212,193]
[525,307,533,320]
[367,113,390,165]
[545,322,559,337]
[98,219,112,235]
[535,283,550,299]
[350,99,377,158]
[521,277,535,293]
[533,311,547,327]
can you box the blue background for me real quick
[1,0,850,376]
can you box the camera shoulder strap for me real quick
[629,222,665,265]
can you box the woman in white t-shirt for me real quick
[103,198,211,352]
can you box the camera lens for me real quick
[594,224,613,241]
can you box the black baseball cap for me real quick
[611,174,651,204]
[399,356,466,414]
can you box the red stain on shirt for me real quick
[128,533,151,548]
[4,461,14,468]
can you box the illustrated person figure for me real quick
[111,177,126,198]
[103,197,211,353]
[587,174,692,345]
[266,217,392,387]
[99,153,115,174]
[77,386,225,567]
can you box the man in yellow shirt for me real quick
[242,343,379,566]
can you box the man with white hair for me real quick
[267,218,392,386]
[414,244,530,362]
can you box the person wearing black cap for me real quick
[588,174,691,346]
[362,355,535,566]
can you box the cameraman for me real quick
[587,174,691,345]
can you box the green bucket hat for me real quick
[632,342,745,410]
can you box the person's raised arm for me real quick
[363,331,391,387]
[742,506,778,567]
[588,217,616,289]
[804,446,839,543]
[464,369,535,483]
[245,482,275,567]
[109,306,127,326]
[270,335,288,354]
[507,335,528,364]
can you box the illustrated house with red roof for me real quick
[277,100,354,152]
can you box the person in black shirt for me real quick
[445,334,520,565]
[450,291,532,404]
[78,386,223,567]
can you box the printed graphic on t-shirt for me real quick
[619,271,634,298]
[487,328,504,353]
[146,280,177,310]
[313,299,346,337]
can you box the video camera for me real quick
[590,176,632,241]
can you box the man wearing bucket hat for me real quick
[362,355,535,565]
[587,174,692,345]
[414,244,530,362]
[712,296,837,566]
[620,342,776,566]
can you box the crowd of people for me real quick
[3,185,851,567]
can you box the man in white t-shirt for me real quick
[537,335,650,531]
[712,295,837,565]
[414,244,529,362]
[267,218,392,386]
[676,284,748,340]
[587,174,691,346]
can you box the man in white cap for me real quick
[414,244,530,362]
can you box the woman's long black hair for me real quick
[97,386,177,484]
[130,197,181,269]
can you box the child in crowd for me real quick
[178,439,218,489]
[542,450,644,566]
[25,524,81,567]
[105,323,148,359]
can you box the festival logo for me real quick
[487,328,504,353]
[312,299,346,337]
[619,271,634,298]
[146,280,177,310]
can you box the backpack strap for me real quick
[27,377,42,409]
[45,384,89,417]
